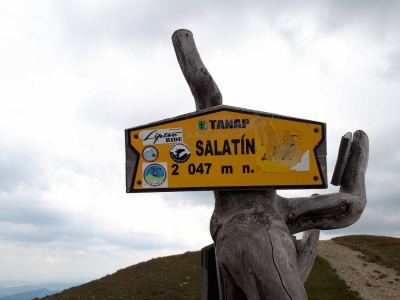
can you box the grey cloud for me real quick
[0,224,60,244]
[100,231,187,251]
[331,208,400,237]
[0,199,69,227]
[382,52,400,80]
[23,0,398,67]
[76,93,188,131]
[0,146,49,193]
[0,195,74,243]
[0,190,90,243]
[52,1,198,54]
[0,221,184,252]
[362,127,400,178]
[254,1,400,68]
[50,0,304,54]
[320,0,399,34]
[0,191,184,250]
[2,0,400,283]
[366,183,400,212]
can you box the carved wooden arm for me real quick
[281,130,368,234]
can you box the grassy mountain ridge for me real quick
[42,235,400,300]
[45,251,202,300]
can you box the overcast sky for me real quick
[1,0,399,284]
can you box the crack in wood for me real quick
[292,204,349,228]
[267,228,293,300]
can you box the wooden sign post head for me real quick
[125,29,369,300]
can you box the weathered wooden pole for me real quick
[172,29,369,300]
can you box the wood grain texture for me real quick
[125,129,138,191]
[282,130,368,234]
[331,132,352,186]
[316,138,328,186]
[318,156,328,187]
[316,138,327,157]
[297,229,320,283]
[172,29,222,111]
[171,29,369,300]
[212,191,307,300]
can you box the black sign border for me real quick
[125,105,327,193]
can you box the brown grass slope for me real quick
[333,235,400,276]
[44,235,400,300]
[45,251,202,300]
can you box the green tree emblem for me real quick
[197,120,207,130]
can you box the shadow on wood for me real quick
[201,244,219,300]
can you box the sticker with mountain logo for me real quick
[142,163,168,188]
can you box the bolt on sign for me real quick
[125,105,327,193]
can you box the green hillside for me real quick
[45,251,201,300]
[43,236,400,300]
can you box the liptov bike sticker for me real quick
[140,128,183,145]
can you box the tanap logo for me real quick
[197,120,207,130]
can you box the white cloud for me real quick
[0,0,399,283]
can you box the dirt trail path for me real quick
[317,240,400,300]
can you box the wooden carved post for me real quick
[172,29,369,300]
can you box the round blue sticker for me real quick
[142,146,158,162]
[143,163,166,187]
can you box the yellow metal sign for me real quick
[125,106,326,192]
